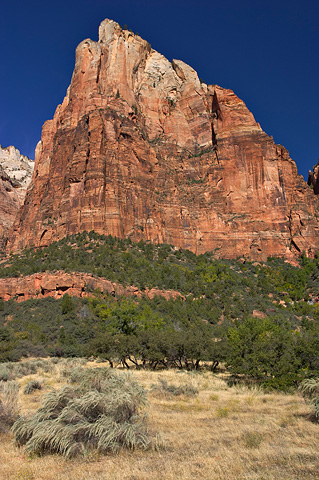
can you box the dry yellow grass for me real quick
[1,361,318,480]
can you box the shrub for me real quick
[299,378,319,418]
[0,365,10,381]
[242,431,263,448]
[151,378,198,397]
[57,359,90,381]
[0,380,19,432]
[12,369,150,457]
[226,316,302,389]
[2,359,48,380]
[61,294,75,314]
[23,380,42,395]
[216,406,230,418]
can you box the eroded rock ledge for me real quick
[0,271,182,303]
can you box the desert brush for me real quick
[12,368,150,457]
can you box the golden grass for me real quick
[1,361,319,480]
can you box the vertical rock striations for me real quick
[7,19,319,259]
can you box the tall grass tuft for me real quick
[0,380,19,432]
[12,368,150,457]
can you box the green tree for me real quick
[226,317,301,389]
[61,294,75,315]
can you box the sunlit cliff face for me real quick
[6,19,319,260]
[0,145,34,246]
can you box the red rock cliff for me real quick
[7,19,319,260]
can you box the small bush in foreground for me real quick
[12,368,150,457]
[0,380,19,432]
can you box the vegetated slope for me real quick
[1,232,319,388]
[7,19,319,260]
[1,231,319,298]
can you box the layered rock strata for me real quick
[0,271,182,303]
[7,19,319,260]
[0,146,33,246]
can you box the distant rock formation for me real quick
[308,161,319,195]
[7,19,319,260]
[0,145,33,247]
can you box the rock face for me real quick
[0,146,34,246]
[308,161,319,195]
[0,271,182,303]
[7,19,319,260]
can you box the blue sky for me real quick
[1,0,318,180]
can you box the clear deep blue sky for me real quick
[1,0,318,179]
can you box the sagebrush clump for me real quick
[12,368,151,457]
[0,380,19,432]
[299,378,319,418]
[151,378,198,397]
[23,380,42,394]
[0,365,10,381]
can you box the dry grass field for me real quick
[1,359,318,480]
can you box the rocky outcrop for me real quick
[0,146,34,247]
[7,19,319,260]
[308,161,319,195]
[0,271,182,303]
